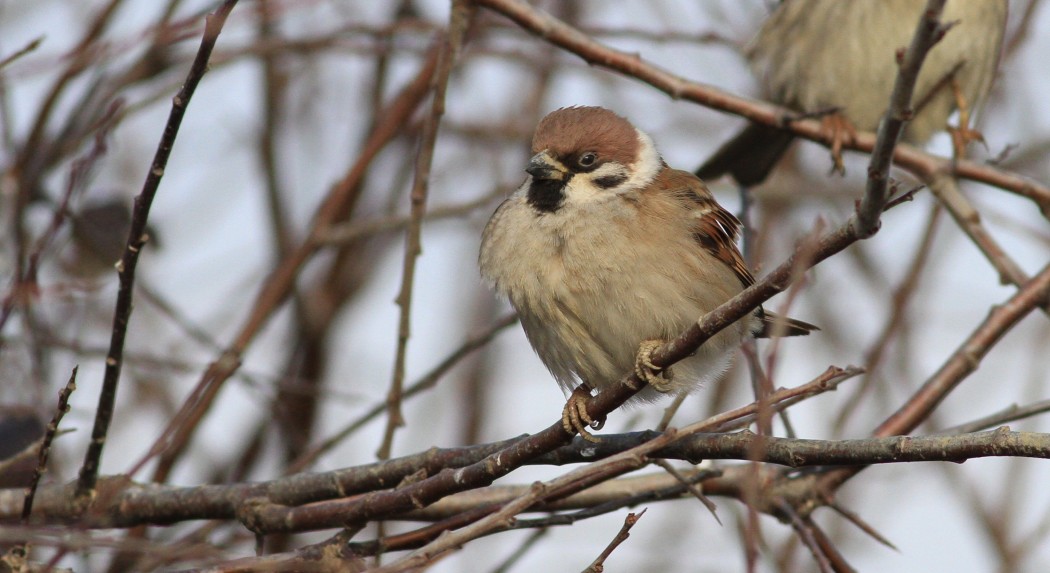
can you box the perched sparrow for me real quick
[480,106,816,440]
[697,0,1008,186]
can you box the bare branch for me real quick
[7,367,78,564]
[875,263,1050,438]
[379,0,475,460]
[856,0,948,237]
[473,0,1050,214]
[139,35,444,483]
[581,509,646,573]
[75,0,240,501]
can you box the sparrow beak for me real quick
[526,151,568,182]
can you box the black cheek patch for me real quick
[593,174,627,189]
[527,177,569,213]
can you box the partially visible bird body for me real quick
[752,0,1006,142]
[480,107,815,406]
[698,0,1008,185]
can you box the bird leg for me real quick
[562,383,604,443]
[636,339,675,393]
[820,112,858,176]
[947,77,986,160]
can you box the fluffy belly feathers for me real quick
[482,197,752,400]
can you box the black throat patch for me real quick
[527,175,571,213]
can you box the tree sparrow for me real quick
[480,106,817,441]
[697,0,1007,186]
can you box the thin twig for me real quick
[75,0,240,502]
[286,312,517,473]
[927,172,1049,314]
[0,36,43,70]
[777,501,835,573]
[581,509,646,573]
[318,189,506,245]
[856,0,948,236]
[473,0,1050,214]
[935,398,1050,436]
[138,36,443,483]
[706,366,864,434]
[835,202,943,431]
[656,392,688,431]
[377,7,471,460]
[377,29,462,459]
[817,262,1050,494]
[254,0,293,258]
[825,500,898,552]
[653,459,720,524]
[488,528,548,573]
[9,367,79,563]
[21,367,77,522]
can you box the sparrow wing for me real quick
[657,169,818,337]
[661,168,756,289]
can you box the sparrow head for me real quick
[525,106,664,213]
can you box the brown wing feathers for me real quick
[670,169,818,338]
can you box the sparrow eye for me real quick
[578,152,597,167]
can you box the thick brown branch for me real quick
[7,428,1049,531]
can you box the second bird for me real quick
[697,0,1008,186]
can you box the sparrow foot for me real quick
[636,339,674,393]
[948,78,986,160]
[820,113,858,176]
[562,383,604,443]
[948,125,986,161]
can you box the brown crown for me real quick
[531,106,640,167]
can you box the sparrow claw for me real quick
[636,339,674,393]
[947,77,986,161]
[948,125,986,161]
[562,384,604,442]
[820,113,858,176]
